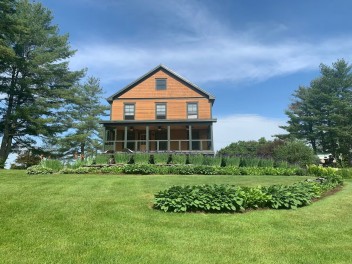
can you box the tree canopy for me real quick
[0,0,84,168]
[46,77,109,159]
[280,59,352,166]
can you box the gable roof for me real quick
[107,65,215,103]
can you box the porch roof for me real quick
[99,119,217,126]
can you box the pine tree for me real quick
[281,59,352,166]
[0,0,84,168]
[48,77,109,159]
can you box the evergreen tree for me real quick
[48,77,109,159]
[0,0,84,168]
[281,59,352,166]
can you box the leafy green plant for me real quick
[40,159,63,171]
[122,164,157,175]
[154,176,343,213]
[27,165,54,175]
[153,153,169,164]
[134,153,150,164]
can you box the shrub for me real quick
[169,165,195,175]
[27,165,54,175]
[273,141,318,167]
[134,153,150,164]
[40,159,63,171]
[154,185,249,213]
[336,168,352,179]
[122,164,157,175]
[154,153,171,164]
[100,166,123,174]
[154,176,343,213]
[306,165,338,177]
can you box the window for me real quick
[156,78,167,90]
[187,103,198,119]
[156,103,166,119]
[124,103,135,120]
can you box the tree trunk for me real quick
[80,143,85,161]
[0,68,17,168]
[0,133,13,168]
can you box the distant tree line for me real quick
[217,137,317,167]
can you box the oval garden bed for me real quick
[153,174,343,213]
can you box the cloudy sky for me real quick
[38,0,352,150]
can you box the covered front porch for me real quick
[101,120,215,154]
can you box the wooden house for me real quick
[100,65,216,154]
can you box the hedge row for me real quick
[27,164,352,178]
[27,164,305,176]
[153,174,343,213]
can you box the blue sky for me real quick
[37,0,352,150]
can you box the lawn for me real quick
[0,170,351,264]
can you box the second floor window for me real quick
[156,103,166,119]
[187,103,198,119]
[156,78,167,90]
[124,103,135,120]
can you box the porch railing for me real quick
[104,139,213,152]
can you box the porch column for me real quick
[124,126,128,149]
[210,124,214,152]
[167,125,170,151]
[188,125,192,151]
[146,126,149,152]
[103,126,106,152]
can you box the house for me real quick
[100,65,216,154]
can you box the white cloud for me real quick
[67,0,352,86]
[213,114,286,151]
[70,34,352,88]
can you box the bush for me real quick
[154,176,343,213]
[40,159,63,171]
[27,165,54,175]
[273,141,318,167]
[336,168,352,179]
[122,164,157,175]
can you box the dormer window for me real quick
[156,78,167,90]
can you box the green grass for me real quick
[1,170,351,264]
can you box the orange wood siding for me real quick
[110,69,213,121]
[119,70,202,99]
[111,98,211,120]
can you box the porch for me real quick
[102,122,215,154]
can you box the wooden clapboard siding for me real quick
[119,70,202,99]
[111,98,211,120]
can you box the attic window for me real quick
[156,78,167,90]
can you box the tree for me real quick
[217,137,284,158]
[47,77,109,159]
[280,59,352,166]
[0,0,84,168]
[273,140,317,167]
[11,149,41,169]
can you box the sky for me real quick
[18,0,352,153]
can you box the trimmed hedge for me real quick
[27,163,352,178]
[153,174,343,213]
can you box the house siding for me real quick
[111,98,211,120]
